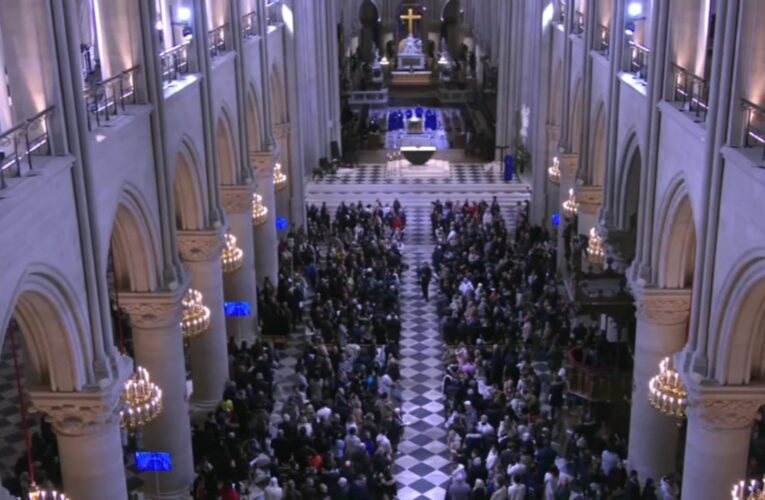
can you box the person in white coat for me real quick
[507,475,526,500]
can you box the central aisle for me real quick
[394,206,450,500]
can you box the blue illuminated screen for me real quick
[224,302,252,317]
[276,217,288,230]
[552,213,561,226]
[135,452,172,472]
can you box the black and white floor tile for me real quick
[311,164,526,186]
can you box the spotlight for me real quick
[177,6,192,23]
[155,20,163,30]
[627,2,643,18]
[624,22,636,36]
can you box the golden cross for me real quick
[400,8,422,36]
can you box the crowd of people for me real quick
[431,200,674,499]
[192,200,408,499]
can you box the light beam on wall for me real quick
[177,6,192,22]
[627,2,643,18]
[281,4,294,34]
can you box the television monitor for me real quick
[134,451,172,472]
[276,217,288,231]
[224,301,252,317]
[552,212,561,226]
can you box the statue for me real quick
[400,34,423,55]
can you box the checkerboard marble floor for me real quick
[311,163,525,186]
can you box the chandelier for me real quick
[252,193,268,226]
[587,227,605,266]
[180,288,211,339]
[28,485,70,500]
[273,162,287,191]
[732,478,765,499]
[648,357,687,418]
[220,233,244,273]
[548,156,560,184]
[562,188,579,217]
[120,366,162,430]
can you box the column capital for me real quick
[177,226,226,263]
[632,286,691,326]
[221,183,255,215]
[575,184,603,214]
[29,357,131,437]
[249,150,276,176]
[119,283,189,329]
[685,382,765,430]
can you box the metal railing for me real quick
[266,0,282,26]
[159,39,192,86]
[742,99,765,160]
[208,24,227,58]
[671,63,709,121]
[0,107,54,189]
[597,24,609,56]
[84,67,138,131]
[628,40,650,81]
[242,11,259,39]
[572,10,584,35]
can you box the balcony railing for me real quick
[567,347,632,402]
[671,63,709,121]
[159,39,191,86]
[266,0,282,26]
[742,99,765,160]
[242,11,259,39]
[628,41,650,81]
[84,67,138,131]
[597,24,609,56]
[0,107,54,189]
[572,10,584,35]
[208,24,227,58]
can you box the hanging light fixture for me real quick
[273,162,287,191]
[120,366,162,431]
[732,478,765,499]
[548,156,561,183]
[252,193,268,226]
[110,249,163,432]
[8,324,71,500]
[562,188,579,217]
[220,233,244,273]
[587,227,605,266]
[180,288,211,339]
[648,357,687,418]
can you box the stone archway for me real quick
[590,102,607,186]
[172,141,207,231]
[440,0,461,57]
[655,180,695,289]
[358,0,381,63]
[216,108,239,186]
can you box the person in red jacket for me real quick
[220,483,240,500]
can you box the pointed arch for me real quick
[172,139,206,231]
[570,78,584,153]
[1,266,89,392]
[654,176,696,289]
[247,83,262,151]
[270,65,286,124]
[713,253,765,385]
[549,60,564,126]
[589,101,607,186]
[109,185,162,293]
[216,106,239,185]
[615,130,642,232]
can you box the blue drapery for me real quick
[504,155,515,182]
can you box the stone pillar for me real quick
[221,184,259,346]
[627,287,691,485]
[120,288,195,499]
[250,150,279,286]
[29,366,131,500]
[681,392,765,500]
[178,228,231,416]
[557,153,578,273]
[273,123,291,224]
[576,185,603,244]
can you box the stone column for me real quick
[681,392,765,500]
[120,288,195,499]
[250,150,279,286]
[178,228,231,416]
[29,366,131,500]
[273,123,291,223]
[221,183,259,346]
[627,287,691,485]
[557,153,578,273]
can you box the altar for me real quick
[397,53,427,70]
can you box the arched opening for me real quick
[570,80,584,153]
[0,275,88,494]
[216,112,238,185]
[358,0,381,63]
[172,146,206,231]
[440,0,462,57]
[658,191,695,289]
[590,103,607,186]
[246,86,261,151]
[549,61,564,126]
[622,146,642,235]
